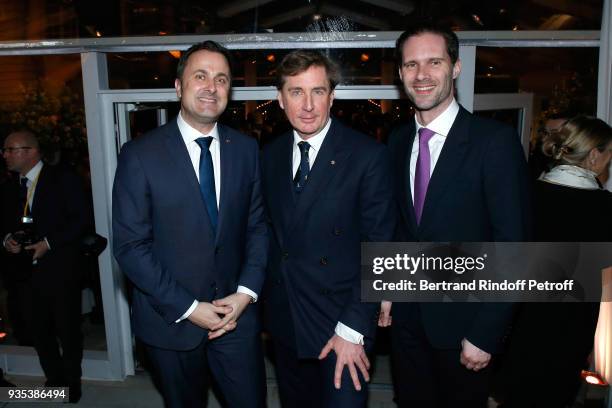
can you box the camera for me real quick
[11,216,39,246]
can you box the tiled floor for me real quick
[1,356,395,408]
[1,356,603,407]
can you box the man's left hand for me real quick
[209,292,252,339]
[24,240,49,260]
[318,334,370,391]
[460,338,491,371]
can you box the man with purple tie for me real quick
[382,23,530,407]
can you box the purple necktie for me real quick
[414,127,435,224]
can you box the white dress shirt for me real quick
[23,160,44,210]
[291,118,364,346]
[176,112,257,323]
[409,99,460,200]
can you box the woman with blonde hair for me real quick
[540,115,612,192]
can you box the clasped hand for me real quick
[187,293,252,340]
[4,234,48,260]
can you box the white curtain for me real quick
[595,267,612,383]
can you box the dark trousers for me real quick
[272,339,368,408]
[19,274,83,388]
[391,320,491,408]
[145,309,266,408]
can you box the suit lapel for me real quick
[266,131,299,247]
[397,122,418,234]
[31,165,48,217]
[289,120,349,233]
[216,125,233,243]
[163,120,216,241]
[419,107,471,229]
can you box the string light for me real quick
[256,100,274,110]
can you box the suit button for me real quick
[282,252,289,260]
[320,257,328,265]
[333,228,341,236]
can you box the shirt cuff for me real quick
[43,237,51,250]
[237,286,258,303]
[175,299,198,323]
[335,322,364,345]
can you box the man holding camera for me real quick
[1,129,88,403]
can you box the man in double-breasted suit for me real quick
[1,129,88,402]
[381,24,531,407]
[112,41,268,408]
[261,50,396,407]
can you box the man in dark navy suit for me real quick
[382,24,530,407]
[261,50,396,408]
[112,41,268,408]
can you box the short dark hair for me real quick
[276,50,341,90]
[176,40,234,81]
[395,23,459,66]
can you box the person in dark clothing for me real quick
[1,130,88,403]
[498,115,612,408]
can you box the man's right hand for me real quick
[4,235,22,254]
[378,301,392,327]
[187,302,234,331]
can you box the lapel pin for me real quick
[330,160,336,165]
[225,138,231,143]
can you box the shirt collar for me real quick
[177,111,219,144]
[24,160,43,182]
[415,98,459,138]
[293,118,332,152]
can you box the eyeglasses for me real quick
[1,146,32,154]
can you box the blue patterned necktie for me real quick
[195,137,218,231]
[294,141,311,193]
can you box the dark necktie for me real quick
[195,137,218,231]
[414,127,435,224]
[19,177,29,215]
[294,141,311,193]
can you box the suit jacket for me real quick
[261,119,396,358]
[112,119,268,351]
[387,106,531,353]
[1,164,88,287]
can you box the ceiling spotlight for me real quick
[95,30,102,37]
[360,53,370,62]
[168,50,181,59]
[266,54,276,63]
[158,31,167,36]
[512,25,519,31]
[471,14,484,26]
[313,14,322,21]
